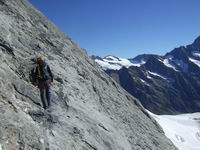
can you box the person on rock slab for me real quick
[33,56,53,110]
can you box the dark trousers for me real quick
[38,80,51,109]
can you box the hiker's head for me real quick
[36,56,44,65]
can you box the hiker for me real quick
[33,56,53,109]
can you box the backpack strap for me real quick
[36,64,42,80]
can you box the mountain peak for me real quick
[95,35,200,115]
[165,46,188,61]
[104,55,120,61]
[192,36,200,48]
[94,55,147,70]
[130,54,159,63]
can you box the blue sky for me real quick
[30,0,200,58]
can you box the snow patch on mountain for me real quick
[162,56,189,72]
[163,58,178,71]
[95,59,122,70]
[192,52,200,58]
[104,55,120,61]
[146,73,152,79]
[148,111,200,150]
[103,56,133,68]
[95,55,146,70]
[129,59,146,67]
[189,58,200,68]
[140,79,150,86]
[148,71,167,80]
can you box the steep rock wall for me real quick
[0,0,177,150]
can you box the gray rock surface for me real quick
[0,0,177,149]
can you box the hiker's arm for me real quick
[47,65,53,82]
[33,66,38,83]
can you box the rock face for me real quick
[0,0,177,150]
[94,37,200,115]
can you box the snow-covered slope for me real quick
[192,52,200,58]
[95,55,146,70]
[147,71,167,80]
[163,57,179,71]
[95,53,200,72]
[148,111,200,150]
[189,57,200,68]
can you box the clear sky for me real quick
[30,0,200,58]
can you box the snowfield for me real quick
[95,55,146,70]
[148,71,167,80]
[163,58,179,71]
[189,57,200,68]
[192,52,200,58]
[148,111,200,150]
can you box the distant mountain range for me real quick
[92,36,200,115]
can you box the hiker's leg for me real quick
[40,88,47,109]
[45,82,51,107]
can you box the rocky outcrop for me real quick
[0,0,177,149]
